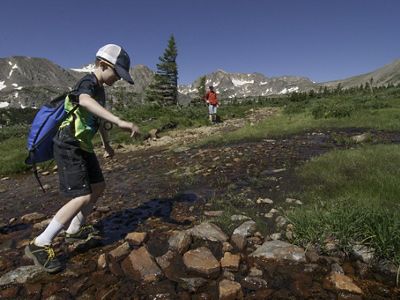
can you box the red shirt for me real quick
[205,91,218,105]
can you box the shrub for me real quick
[311,100,355,119]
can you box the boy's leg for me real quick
[65,182,105,242]
[35,193,92,246]
[26,193,92,273]
[66,182,105,235]
[27,128,105,272]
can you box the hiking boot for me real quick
[65,225,100,243]
[24,241,62,273]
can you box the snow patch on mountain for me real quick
[71,64,96,73]
[206,80,220,87]
[232,78,254,86]
[0,81,6,91]
[8,64,18,78]
[0,102,9,108]
[178,84,198,94]
[279,87,299,94]
[11,83,23,90]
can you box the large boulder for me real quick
[183,247,220,277]
[188,222,228,243]
[121,246,163,283]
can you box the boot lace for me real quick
[44,246,56,259]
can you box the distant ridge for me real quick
[322,59,400,88]
[1,56,399,108]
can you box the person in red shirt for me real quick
[204,86,219,124]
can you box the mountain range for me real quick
[0,56,399,109]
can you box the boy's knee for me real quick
[77,194,92,207]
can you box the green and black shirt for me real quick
[60,73,106,153]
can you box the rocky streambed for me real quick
[0,113,400,299]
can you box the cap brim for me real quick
[115,65,134,84]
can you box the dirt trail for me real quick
[124,107,278,151]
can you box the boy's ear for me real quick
[99,61,107,71]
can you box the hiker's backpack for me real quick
[25,92,78,192]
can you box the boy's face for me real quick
[100,61,121,86]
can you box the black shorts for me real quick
[53,126,104,198]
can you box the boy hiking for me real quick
[204,85,219,124]
[25,44,139,273]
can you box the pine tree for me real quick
[145,35,178,106]
[195,76,206,105]
[369,77,374,94]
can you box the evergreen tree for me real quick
[335,83,342,94]
[145,35,178,106]
[369,77,374,94]
[365,81,370,92]
[195,76,206,105]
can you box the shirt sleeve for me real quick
[69,78,96,103]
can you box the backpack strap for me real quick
[32,161,46,193]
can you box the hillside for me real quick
[322,59,400,89]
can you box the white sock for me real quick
[66,202,94,235]
[34,218,64,247]
[66,211,85,235]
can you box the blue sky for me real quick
[0,0,399,84]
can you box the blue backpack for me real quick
[25,92,78,192]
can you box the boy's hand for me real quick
[117,120,140,138]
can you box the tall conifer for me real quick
[145,35,178,106]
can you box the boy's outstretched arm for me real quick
[98,121,114,158]
[79,94,140,137]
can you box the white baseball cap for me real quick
[96,44,134,84]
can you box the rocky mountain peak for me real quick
[1,55,400,109]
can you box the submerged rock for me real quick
[179,277,208,293]
[240,276,268,290]
[249,240,306,264]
